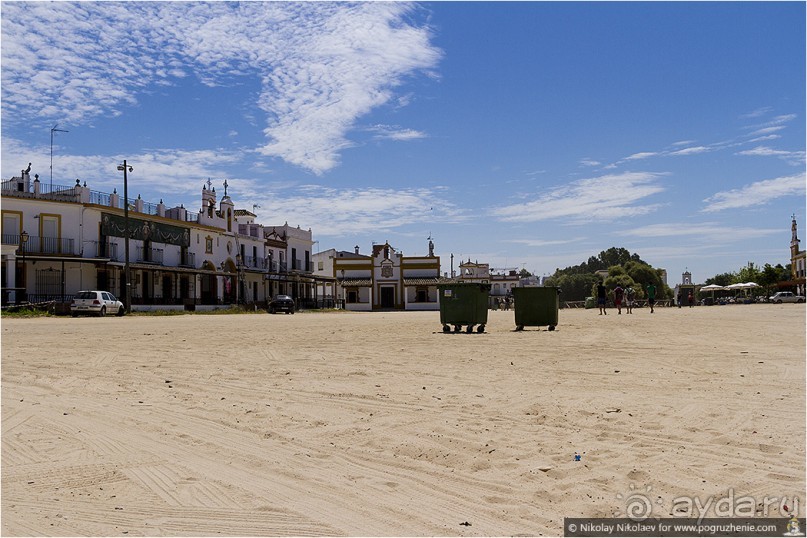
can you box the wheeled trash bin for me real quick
[513,286,560,331]
[437,282,491,333]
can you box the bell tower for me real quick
[791,214,800,259]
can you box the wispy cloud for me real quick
[624,152,658,161]
[368,125,428,141]
[701,172,806,212]
[493,171,666,223]
[250,186,465,236]
[740,106,773,119]
[667,146,710,156]
[579,158,601,167]
[1,2,441,175]
[619,222,781,241]
[736,146,805,166]
[506,238,583,248]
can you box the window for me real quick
[40,214,60,253]
[318,261,324,271]
[205,236,213,254]
[416,288,428,302]
[347,289,358,303]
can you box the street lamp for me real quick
[50,124,69,191]
[19,230,29,303]
[235,254,242,305]
[117,161,133,313]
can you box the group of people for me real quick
[597,281,657,315]
[677,291,695,308]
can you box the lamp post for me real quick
[235,254,242,305]
[117,161,133,313]
[19,230,29,303]
[50,124,69,191]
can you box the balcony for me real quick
[83,240,120,260]
[267,260,288,273]
[135,246,164,264]
[180,251,195,267]
[241,255,266,270]
[291,259,312,272]
[2,233,76,255]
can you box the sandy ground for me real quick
[1,304,805,536]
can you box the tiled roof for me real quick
[338,278,372,287]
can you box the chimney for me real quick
[355,245,360,255]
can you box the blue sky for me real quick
[2,1,805,283]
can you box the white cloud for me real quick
[1,3,441,175]
[506,238,583,248]
[702,172,806,212]
[250,186,465,236]
[493,171,666,223]
[667,146,710,156]
[579,158,600,167]
[368,125,428,141]
[624,152,658,161]
[740,107,773,119]
[736,146,806,165]
[749,126,786,137]
[619,222,781,241]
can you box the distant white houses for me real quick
[456,259,523,297]
[1,166,317,309]
[313,240,443,311]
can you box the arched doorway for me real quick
[221,258,237,304]
[200,261,218,305]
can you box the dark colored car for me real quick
[269,294,295,314]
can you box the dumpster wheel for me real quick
[548,325,555,331]
[515,325,524,331]
[477,325,485,333]
[465,325,474,334]
[442,325,451,333]
[453,325,461,333]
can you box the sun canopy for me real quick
[700,284,726,291]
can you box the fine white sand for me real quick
[2,304,804,536]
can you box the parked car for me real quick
[768,291,805,304]
[268,294,295,314]
[71,290,126,317]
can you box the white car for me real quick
[70,290,126,317]
[768,291,805,304]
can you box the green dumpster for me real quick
[437,282,491,333]
[513,286,560,331]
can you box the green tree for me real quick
[547,273,600,302]
[705,272,735,287]
[736,262,763,285]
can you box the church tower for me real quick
[791,214,800,260]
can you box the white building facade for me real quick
[313,241,443,311]
[1,168,316,309]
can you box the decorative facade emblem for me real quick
[381,266,393,278]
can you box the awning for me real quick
[107,261,220,275]
[23,255,111,264]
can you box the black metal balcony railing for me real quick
[2,234,76,255]
[291,259,312,272]
[83,240,119,260]
[267,260,288,273]
[135,246,164,264]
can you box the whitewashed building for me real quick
[1,166,316,310]
[313,240,443,311]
